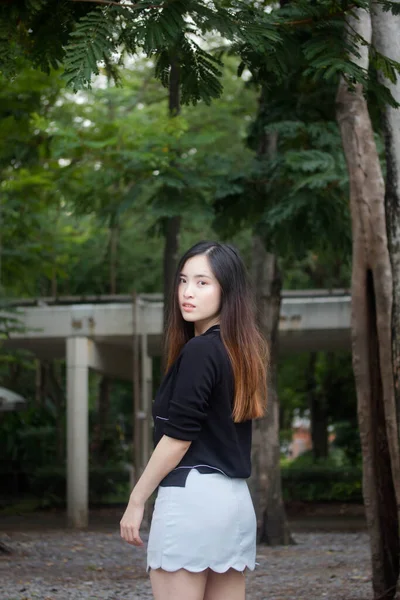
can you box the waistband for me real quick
[159,464,228,488]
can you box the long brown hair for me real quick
[164,241,269,422]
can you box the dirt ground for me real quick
[0,505,380,600]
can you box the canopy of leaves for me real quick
[0,58,258,296]
[1,1,400,106]
[213,52,352,265]
[0,38,360,487]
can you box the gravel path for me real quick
[0,527,372,600]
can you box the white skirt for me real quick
[146,468,257,573]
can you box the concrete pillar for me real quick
[66,336,89,528]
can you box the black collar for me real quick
[202,324,220,336]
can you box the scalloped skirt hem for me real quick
[146,562,256,574]
[146,469,257,576]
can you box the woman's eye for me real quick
[199,281,207,286]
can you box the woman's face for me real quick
[178,254,221,334]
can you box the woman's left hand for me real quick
[120,499,145,546]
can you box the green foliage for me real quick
[333,421,362,465]
[278,350,357,466]
[378,0,400,15]
[0,465,129,508]
[369,45,400,86]
[214,119,350,260]
[0,302,27,340]
[2,0,400,107]
[0,57,257,298]
[0,367,130,506]
[163,41,224,106]
[283,251,350,290]
[56,0,284,103]
[0,16,369,513]
[0,67,70,296]
[281,463,362,502]
[63,8,117,92]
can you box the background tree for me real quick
[3,1,400,107]
[3,0,400,571]
[336,8,400,599]
[211,36,351,541]
[0,65,67,296]
[371,0,400,442]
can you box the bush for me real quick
[281,464,362,502]
[333,421,362,465]
[27,464,129,506]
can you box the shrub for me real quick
[28,464,129,506]
[281,464,362,502]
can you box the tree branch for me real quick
[280,4,356,27]
[69,0,354,26]
[69,0,161,8]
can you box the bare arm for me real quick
[120,435,191,546]
[130,434,191,504]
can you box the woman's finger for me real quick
[130,527,143,546]
[121,525,133,542]
[121,525,143,546]
[133,534,144,546]
[124,535,143,546]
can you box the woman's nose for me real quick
[183,285,194,298]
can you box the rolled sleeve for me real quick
[163,337,219,441]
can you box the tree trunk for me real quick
[92,375,111,464]
[249,85,292,545]
[336,8,400,598]
[51,264,57,297]
[163,215,181,327]
[35,359,43,407]
[109,221,119,295]
[39,360,65,461]
[371,0,400,444]
[307,352,328,461]
[162,57,182,333]
[168,55,180,118]
[250,236,293,545]
[47,360,65,462]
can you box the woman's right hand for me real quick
[120,499,145,547]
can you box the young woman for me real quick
[120,241,268,600]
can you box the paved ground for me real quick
[0,508,374,600]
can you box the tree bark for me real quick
[162,57,182,334]
[35,359,43,407]
[250,235,293,545]
[336,8,400,598]
[39,360,65,461]
[307,352,329,461]
[371,0,400,445]
[47,361,65,462]
[168,55,180,118]
[249,84,292,545]
[163,215,181,328]
[109,219,119,295]
[92,375,111,464]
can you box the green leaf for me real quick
[62,8,116,92]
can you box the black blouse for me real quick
[152,324,252,487]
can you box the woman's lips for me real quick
[182,303,196,312]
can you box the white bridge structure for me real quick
[3,290,351,528]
